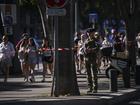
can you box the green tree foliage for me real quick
[78,0,135,28]
[18,0,50,38]
[18,0,37,10]
[19,0,37,6]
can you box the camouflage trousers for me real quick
[85,58,98,91]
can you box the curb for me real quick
[0,87,140,105]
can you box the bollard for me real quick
[109,69,118,92]
[135,65,140,85]
[122,67,130,88]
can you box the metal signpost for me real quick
[47,0,68,8]
[53,16,59,96]
[46,8,66,16]
[46,0,68,96]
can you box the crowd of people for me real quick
[74,28,128,93]
[0,35,15,82]
[0,29,140,94]
[74,29,126,71]
[0,33,53,83]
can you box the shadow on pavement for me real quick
[0,82,49,91]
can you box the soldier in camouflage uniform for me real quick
[84,28,99,93]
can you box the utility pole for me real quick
[54,16,59,97]
[0,7,4,35]
[74,0,78,33]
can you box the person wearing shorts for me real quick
[0,35,15,82]
[40,38,53,82]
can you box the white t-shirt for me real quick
[78,41,85,55]
[136,36,140,48]
[0,41,15,60]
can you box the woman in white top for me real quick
[77,34,86,74]
[26,38,38,82]
[18,38,29,82]
[0,35,15,82]
[136,33,140,58]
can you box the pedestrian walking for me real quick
[136,32,140,58]
[40,38,53,82]
[16,33,30,51]
[77,34,86,74]
[0,35,15,82]
[74,32,81,73]
[84,28,99,93]
[26,38,38,82]
[17,37,29,82]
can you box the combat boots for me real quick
[87,87,93,93]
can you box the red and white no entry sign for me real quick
[46,0,68,8]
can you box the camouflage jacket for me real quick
[84,39,99,60]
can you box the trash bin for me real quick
[135,65,140,85]
[109,69,118,92]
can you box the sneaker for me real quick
[41,79,45,82]
[24,77,27,81]
[92,90,97,93]
[24,79,29,83]
[77,70,81,74]
[30,77,35,83]
[87,89,93,94]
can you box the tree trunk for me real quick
[54,0,80,96]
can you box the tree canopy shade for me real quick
[0,0,16,4]
[18,0,50,39]
[78,0,139,31]
[18,0,37,6]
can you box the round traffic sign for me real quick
[47,0,68,8]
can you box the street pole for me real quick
[74,0,80,33]
[75,0,78,33]
[70,0,80,95]
[0,7,5,35]
[54,16,59,97]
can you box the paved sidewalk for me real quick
[0,73,140,105]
